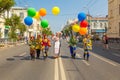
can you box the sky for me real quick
[15,0,108,33]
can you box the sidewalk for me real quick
[0,42,25,50]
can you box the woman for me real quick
[52,33,60,58]
[102,34,109,49]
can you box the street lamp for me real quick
[83,7,91,34]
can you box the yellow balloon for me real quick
[34,12,40,20]
[72,24,80,32]
[52,6,60,15]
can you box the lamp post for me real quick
[83,7,91,34]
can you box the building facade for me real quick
[0,7,40,38]
[108,0,120,38]
[90,17,108,38]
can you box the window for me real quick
[119,22,120,36]
[4,29,8,38]
[0,28,1,33]
[119,4,120,15]
[94,23,96,28]
[20,12,24,19]
[100,23,103,28]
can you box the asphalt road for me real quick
[0,40,120,80]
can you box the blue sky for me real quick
[15,0,108,33]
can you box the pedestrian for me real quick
[68,35,77,59]
[42,35,51,58]
[35,35,43,59]
[102,34,109,49]
[29,36,36,60]
[52,32,60,58]
[83,35,92,61]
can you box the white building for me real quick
[90,17,108,38]
[0,7,40,38]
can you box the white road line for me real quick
[19,52,26,56]
[91,52,117,66]
[76,54,90,66]
[78,48,118,66]
[82,60,90,66]
[59,57,66,80]
[54,59,59,80]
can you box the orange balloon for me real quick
[39,8,47,17]
[79,28,88,35]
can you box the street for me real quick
[0,40,120,80]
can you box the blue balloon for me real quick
[24,16,33,26]
[78,12,86,21]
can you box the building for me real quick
[0,7,40,38]
[90,16,108,38]
[108,0,120,38]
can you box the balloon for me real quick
[34,12,40,20]
[78,12,86,21]
[52,6,60,15]
[41,20,49,28]
[39,8,47,17]
[79,28,88,35]
[72,24,80,32]
[80,20,88,28]
[24,16,33,26]
[27,8,36,17]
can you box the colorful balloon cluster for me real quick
[24,7,60,28]
[72,12,89,35]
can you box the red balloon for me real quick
[80,20,88,28]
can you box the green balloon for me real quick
[41,20,49,28]
[27,8,36,17]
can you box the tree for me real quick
[0,0,15,14]
[17,23,26,37]
[42,27,53,36]
[4,14,27,40]
[0,32,2,38]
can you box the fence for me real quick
[0,38,25,48]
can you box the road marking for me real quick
[54,59,59,80]
[78,48,117,66]
[59,57,66,80]
[91,52,117,66]
[76,54,90,66]
[113,53,120,57]
[19,52,26,56]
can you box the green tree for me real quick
[17,23,26,37]
[0,0,15,14]
[0,32,2,38]
[42,27,53,36]
[4,14,26,40]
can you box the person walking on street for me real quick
[102,34,109,49]
[68,36,77,59]
[42,35,51,58]
[29,36,36,60]
[83,35,92,61]
[52,32,60,58]
[35,35,43,59]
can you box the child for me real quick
[83,35,92,61]
[29,36,36,60]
